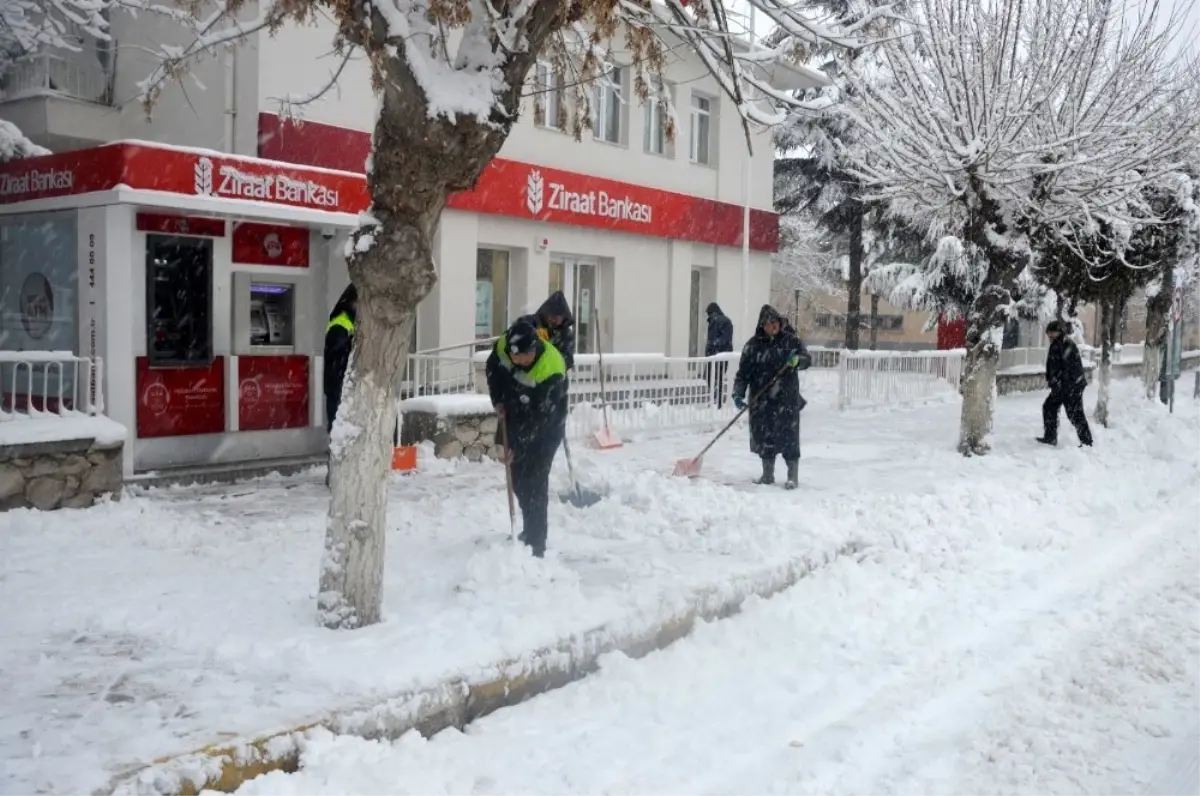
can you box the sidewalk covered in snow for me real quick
[1,382,1195,794]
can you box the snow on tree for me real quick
[133,0,867,629]
[845,0,1197,456]
[771,0,905,349]
[0,0,112,162]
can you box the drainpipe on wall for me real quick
[223,45,239,153]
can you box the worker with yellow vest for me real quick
[485,318,568,557]
[324,284,357,432]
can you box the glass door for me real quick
[689,268,702,357]
[548,256,601,354]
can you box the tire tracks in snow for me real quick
[715,512,1198,795]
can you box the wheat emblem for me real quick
[194,157,214,196]
[525,169,544,215]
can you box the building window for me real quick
[0,213,80,410]
[815,313,832,329]
[593,65,622,144]
[644,80,669,155]
[146,234,214,366]
[0,214,78,353]
[533,62,563,130]
[689,93,712,165]
[475,248,510,339]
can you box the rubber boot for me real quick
[784,460,799,490]
[1036,436,1056,446]
[753,455,775,485]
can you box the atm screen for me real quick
[249,283,295,347]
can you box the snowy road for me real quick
[4,381,1197,795]
[226,392,1200,796]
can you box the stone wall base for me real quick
[0,438,124,511]
[400,411,503,462]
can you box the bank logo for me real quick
[194,157,214,196]
[525,169,544,215]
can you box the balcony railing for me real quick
[0,53,114,105]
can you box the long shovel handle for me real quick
[685,361,794,464]
[593,304,614,434]
[561,438,586,501]
[498,413,517,541]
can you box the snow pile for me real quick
[1,381,1195,794]
[0,414,127,447]
[221,378,1200,796]
[399,394,494,416]
[0,119,51,163]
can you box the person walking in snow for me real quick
[518,290,576,372]
[1038,320,1093,447]
[733,305,812,489]
[486,318,569,558]
[705,302,734,408]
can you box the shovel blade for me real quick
[560,485,604,508]
[672,456,703,478]
[590,428,623,449]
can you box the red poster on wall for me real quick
[232,222,310,267]
[238,355,310,431]
[136,357,226,438]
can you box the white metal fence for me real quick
[403,337,496,397]
[0,351,105,422]
[398,344,965,440]
[999,342,1144,371]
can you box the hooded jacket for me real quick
[485,319,568,458]
[518,291,576,370]
[733,305,811,459]
[324,284,357,405]
[705,302,734,356]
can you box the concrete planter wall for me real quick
[0,438,124,511]
[400,411,503,462]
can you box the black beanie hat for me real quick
[506,320,540,357]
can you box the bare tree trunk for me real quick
[1094,298,1114,427]
[957,285,1008,456]
[868,292,880,350]
[844,203,864,350]
[1144,268,1172,401]
[317,75,445,629]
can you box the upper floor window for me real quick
[689,93,713,165]
[593,65,623,144]
[644,79,670,156]
[533,62,563,130]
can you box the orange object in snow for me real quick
[391,445,417,472]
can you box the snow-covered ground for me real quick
[230,380,1197,796]
[2,380,1197,794]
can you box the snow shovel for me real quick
[590,304,623,450]
[497,413,518,542]
[559,438,604,508]
[672,362,794,479]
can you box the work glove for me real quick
[787,353,802,369]
[733,393,747,410]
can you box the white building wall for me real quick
[255,17,775,211]
[106,9,260,154]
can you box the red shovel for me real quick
[672,362,793,478]
[589,303,623,450]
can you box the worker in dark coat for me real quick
[323,284,357,487]
[324,284,357,432]
[733,305,812,489]
[1038,320,1093,447]
[485,319,569,557]
[705,302,734,407]
[518,290,576,371]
